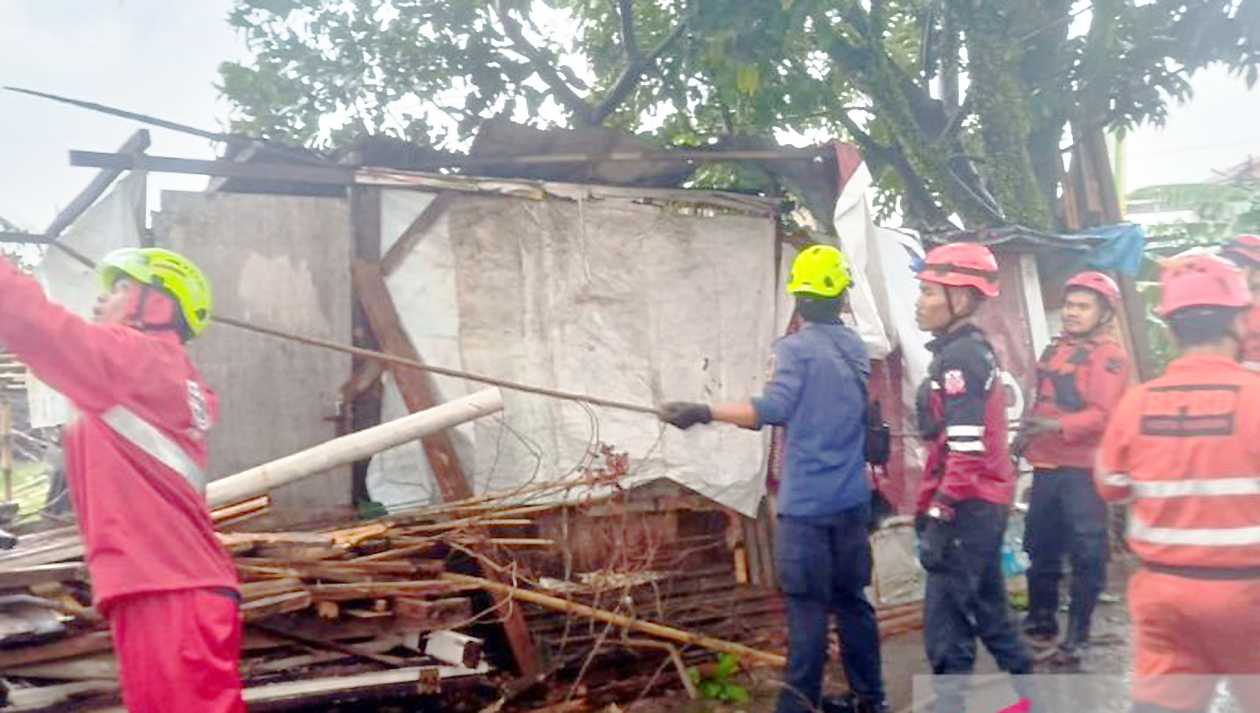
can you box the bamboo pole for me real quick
[442,573,788,668]
[207,388,503,508]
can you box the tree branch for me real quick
[834,111,953,229]
[617,0,639,61]
[590,11,689,124]
[494,0,595,125]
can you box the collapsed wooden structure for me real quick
[0,118,937,711]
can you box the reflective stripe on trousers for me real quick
[99,406,206,496]
[1128,516,1260,547]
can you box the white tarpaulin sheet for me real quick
[367,189,780,516]
[27,173,145,428]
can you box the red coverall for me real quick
[1097,354,1260,711]
[0,257,244,712]
[1021,336,1130,643]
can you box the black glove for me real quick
[659,402,713,430]
[916,512,956,573]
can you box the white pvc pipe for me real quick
[207,388,503,508]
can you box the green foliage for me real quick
[1130,181,1260,249]
[1125,179,1260,374]
[218,0,1260,232]
[687,653,750,704]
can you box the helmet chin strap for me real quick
[125,285,184,337]
[942,286,973,331]
[1073,307,1115,339]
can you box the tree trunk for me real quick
[965,6,1054,230]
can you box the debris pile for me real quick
[0,448,922,712]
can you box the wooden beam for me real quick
[243,666,440,708]
[0,231,53,244]
[69,150,352,186]
[0,630,112,669]
[351,259,542,678]
[381,192,455,276]
[0,562,88,588]
[393,596,472,630]
[350,260,472,503]
[48,130,150,238]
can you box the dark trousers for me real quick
[775,505,885,713]
[1023,467,1109,643]
[920,500,1032,713]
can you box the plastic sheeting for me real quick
[27,172,145,428]
[367,189,780,516]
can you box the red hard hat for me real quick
[1157,254,1252,317]
[916,242,1000,297]
[1065,271,1121,308]
[1222,234,1260,268]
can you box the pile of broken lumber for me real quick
[0,491,532,711]
[0,463,803,711]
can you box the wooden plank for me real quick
[5,653,117,681]
[380,192,455,276]
[47,130,150,238]
[69,150,353,186]
[242,666,440,708]
[351,260,471,503]
[240,577,306,602]
[352,258,543,677]
[0,231,54,244]
[210,495,271,523]
[4,680,118,712]
[393,596,472,630]
[308,580,476,602]
[0,630,112,669]
[241,590,312,620]
[0,562,88,588]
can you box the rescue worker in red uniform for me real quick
[913,243,1035,713]
[0,248,244,713]
[1219,234,1260,371]
[1097,254,1260,713]
[1016,271,1131,663]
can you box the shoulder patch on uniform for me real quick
[1105,357,1124,374]
[943,369,967,395]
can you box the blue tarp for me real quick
[1080,223,1148,277]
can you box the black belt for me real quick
[209,586,244,605]
[1143,561,1260,581]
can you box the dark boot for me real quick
[1022,609,1059,646]
[1053,593,1098,666]
[822,692,889,713]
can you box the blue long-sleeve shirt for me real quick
[752,322,870,517]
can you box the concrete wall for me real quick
[153,191,352,516]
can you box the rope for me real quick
[50,242,663,417]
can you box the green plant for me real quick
[688,653,750,704]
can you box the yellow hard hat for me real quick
[99,247,213,337]
[786,244,852,298]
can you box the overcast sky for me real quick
[1,0,1258,232]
